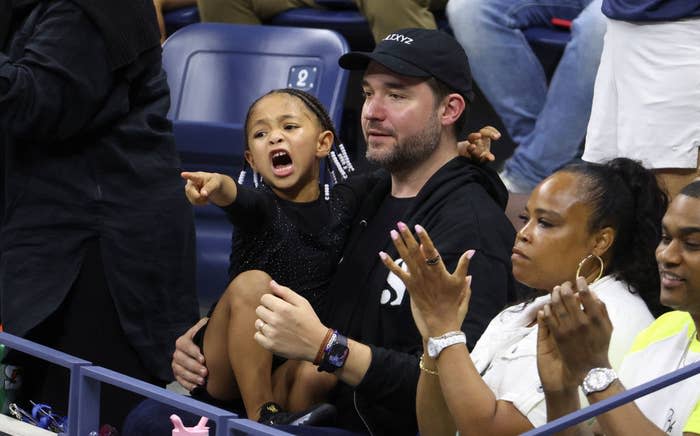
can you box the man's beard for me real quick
[365,112,441,173]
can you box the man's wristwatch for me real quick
[317,330,350,373]
[581,367,617,395]
[427,331,466,358]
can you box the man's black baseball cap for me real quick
[339,28,474,102]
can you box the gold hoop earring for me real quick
[576,254,604,284]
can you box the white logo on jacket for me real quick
[380,258,408,306]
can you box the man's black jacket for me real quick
[323,156,519,435]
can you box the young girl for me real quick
[181,88,364,424]
[181,88,499,425]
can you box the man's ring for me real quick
[425,254,441,266]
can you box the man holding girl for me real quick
[171,28,519,435]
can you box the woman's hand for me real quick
[457,125,500,163]
[541,277,613,385]
[536,309,578,393]
[254,281,329,363]
[380,222,473,338]
[181,171,237,207]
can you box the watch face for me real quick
[588,370,609,389]
[327,343,349,368]
[427,340,439,358]
[583,368,616,394]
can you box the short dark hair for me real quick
[425,77,468,137]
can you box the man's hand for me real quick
[380,222,473,339]
[181,171,237,207]
[541,277,613,385]
[172,317,209,391]
[254,281,329,362]
[457,125,499,163]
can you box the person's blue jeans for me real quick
[447,0,606,191]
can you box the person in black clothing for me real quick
[167,31,511,436]
[177,89,494,425]
[0,0,199,428]
[249,29,520,435]
[179,88,370,423]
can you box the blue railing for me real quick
[0,332,90,434]
[2,331,698,436]
[0,332,291,436]
[524,360,700,435]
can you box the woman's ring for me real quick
[425,254,441,266]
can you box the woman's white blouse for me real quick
[470,275,655,427]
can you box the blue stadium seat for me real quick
[162,23,350,309]
[163,6,199,36]
[269,7,374,51]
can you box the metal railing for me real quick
[524,360,700,435]
[0,332,291,436]
[3,331,698,436]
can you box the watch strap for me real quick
[427,331,466,358]
[317,330,349,373]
